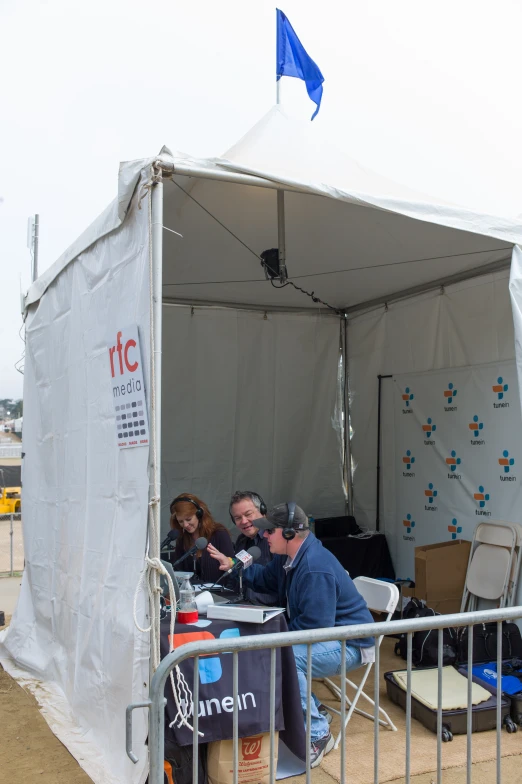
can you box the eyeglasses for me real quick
[265,528,277,536]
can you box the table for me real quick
[160,610,306,763]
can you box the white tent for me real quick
[3,105,522,783]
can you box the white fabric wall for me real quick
[392,361,522,579]
[161,306,345,530]
[347,270,516,571]
[0,191,151,784]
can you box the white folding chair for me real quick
[460,522,522,613]
[322,576,400,749]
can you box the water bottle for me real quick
[308,515,315,534]
[177,577,198,624]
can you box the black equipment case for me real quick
[384,668,515,741]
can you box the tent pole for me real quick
[344,256,511,317]
[277,190,287,282]
[157,159,305,193]
[376,374,392,531]
[150,178,163,671]
[341,316,354,516]
[32,214,39,282]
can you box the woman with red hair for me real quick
[168,493,234,584]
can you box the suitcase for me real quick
[384,667,515,741]
[458,660,522,727]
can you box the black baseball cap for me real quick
[254,502,308,531]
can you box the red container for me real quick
[177,609,199,624]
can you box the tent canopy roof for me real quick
[26,106,522,314]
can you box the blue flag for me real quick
[276,9,324,120]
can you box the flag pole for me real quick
[276,11,286,282]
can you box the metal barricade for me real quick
[127,605,522,784]
[0,513,23,575]
[0,444,23,459]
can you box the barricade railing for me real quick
[0,513,23,575]
[128,605,522,784]
[0,444,22,458]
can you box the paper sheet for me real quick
[392,666,491,710]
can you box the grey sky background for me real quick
[2,0,522,399]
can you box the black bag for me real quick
[394,598,457,667]
[457,622,522,664]
[162,730,207,784]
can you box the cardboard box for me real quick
[414,539,471,614]
[207,732,279,784]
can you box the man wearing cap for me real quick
[208,501,375,768]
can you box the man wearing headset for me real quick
[208,502,375,768]
[228,490,277,606]
[229,490,271,561]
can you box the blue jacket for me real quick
[243,532,374,645]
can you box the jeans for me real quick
[292,641,362,742]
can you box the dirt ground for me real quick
[1,610,521,784]
[0,615,90,784]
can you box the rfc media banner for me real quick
[108,325,150,449]
[393,361,522,576]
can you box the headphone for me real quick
[282,501,297,540]
[171,495,204,521]
[229,490,267,522]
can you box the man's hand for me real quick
[207,543,232,571]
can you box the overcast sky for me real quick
[2,0,522,399]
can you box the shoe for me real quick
[318,703,333,725]
[310,732,335,768]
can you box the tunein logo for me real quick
[474,485,491,516]
[448,518,462,540]
[446,450,462,472]
[422,418,436,440]
[403,514,415,534]
[493,377,508,400]
[424,483,438,504]
[444,383,457,404]
[499,450,515,473]
[493,377,510,409]
[469,415,485,445]
[499,450,516,483]
[402,387,414,407]
[469,415,483,438]
[402,450,415,472]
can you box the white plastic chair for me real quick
[460,521,522,612]
[322,576,400,748]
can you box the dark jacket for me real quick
[234,530,277,606]
[169,527,234,585]
[243,532,374,644]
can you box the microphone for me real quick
[171,537,208,569]
[224,546,261,575]
[208,546,262,593]
[160,529,180,550]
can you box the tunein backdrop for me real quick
[393,360,522,582]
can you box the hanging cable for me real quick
[171,180,342,313]
[269,278,340,313]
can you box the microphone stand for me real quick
[206,561,243,595]
[226,571,245,605]
[171,548,197,570]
